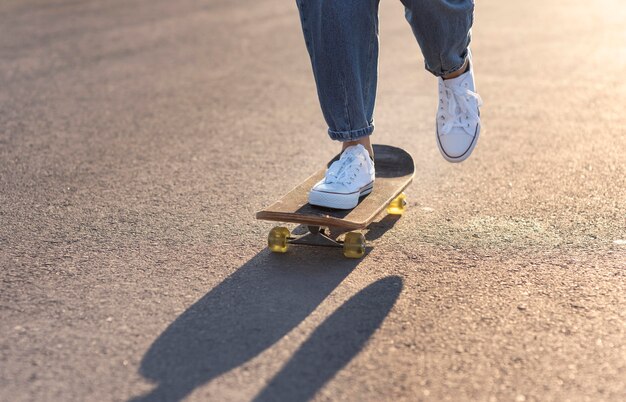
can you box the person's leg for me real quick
[401,0,482,163]
[401,0,473,78]
[295,0,380,158]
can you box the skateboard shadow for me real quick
[129,248,399,402]
[366,214,402,241]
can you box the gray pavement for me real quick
[1,0,625,401]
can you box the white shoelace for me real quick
[439,84,483,135]
[326,149,366,185]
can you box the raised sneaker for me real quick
[436,50,483,163]
[308,144,375,210]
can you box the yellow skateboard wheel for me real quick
[343,231,366,258]
[268,226,290,253]
[386,192,407,215]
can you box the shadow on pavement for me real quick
[130,248,365,402]
[252,276,403,402]
[366,214,401,241]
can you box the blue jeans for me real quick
[296,0,474,141]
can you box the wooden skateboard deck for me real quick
[256,144,415,230]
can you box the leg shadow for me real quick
[129,249,362,402]
[253,276,403,402]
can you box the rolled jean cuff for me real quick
[328,122,374,142]
[426,51,469,78]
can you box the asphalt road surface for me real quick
[1,0,625,401]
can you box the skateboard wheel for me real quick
[268,226,290,253]
[387,192,407,215]
[343,231,366,259]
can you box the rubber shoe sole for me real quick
[308,181,374,210]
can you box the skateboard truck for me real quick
[288,226,343,248]
[268,224,368,258]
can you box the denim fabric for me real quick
[296,0,474,141]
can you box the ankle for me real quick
[442,58,469,80]
[342,138,374,159]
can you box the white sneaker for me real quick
[308,144,375,210]
[436,50,483,163]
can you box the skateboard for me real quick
[256,144,415,258]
